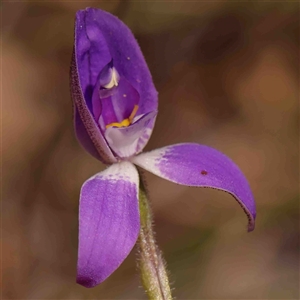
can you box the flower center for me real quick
[92,62,140,131]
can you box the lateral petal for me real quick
[132,143,256,231]
[77,162,140,287]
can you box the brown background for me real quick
[2,1,299,299]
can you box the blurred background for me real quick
[2,1,299,299]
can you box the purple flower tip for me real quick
[76,275,97,289]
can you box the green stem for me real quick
[137,169,173,300]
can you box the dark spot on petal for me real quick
[201,170,208,175]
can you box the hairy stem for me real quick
[137,170,173,300]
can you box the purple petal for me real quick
[105,111,157,158]
[74,106,104,161]
[71,52,116,164]
[77,162,140,287]
[132,143,256,231]
[72,8,158,160]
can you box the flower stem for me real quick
[137,170,173,300]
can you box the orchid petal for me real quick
[77,162,140,287]
[72,8,158,160]
[132,143,256,231]
[74,106,105,161]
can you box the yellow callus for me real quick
[106,105,139,129]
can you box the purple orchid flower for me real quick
[70,8,256,288]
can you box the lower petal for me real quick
[131,143,256,231]
[77,162,140,287]
[105,111,157,158]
